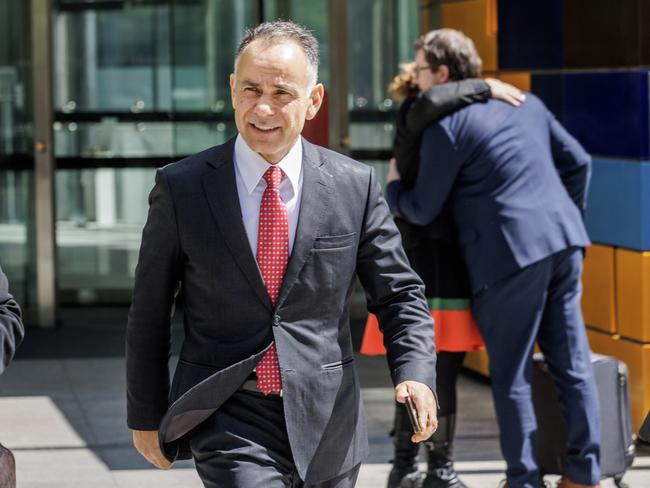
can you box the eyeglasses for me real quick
[414,65,431,74]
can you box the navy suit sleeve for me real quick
[126,169,182,430]
[356,168,436,395]
[547,110,592,213]
[0,265,24,375]
[386,123,463,226]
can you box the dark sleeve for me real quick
[405,79,491,133]
[546,109,592,213]
[126,169,182,430]
[356,167,436,395]
[0,265,24,375]
[387,123,463,226]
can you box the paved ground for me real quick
[1,315,649,487]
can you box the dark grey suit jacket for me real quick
[0,265,24,375]
[126,137,436,483]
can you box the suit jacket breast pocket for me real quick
[313,232,356,250]
[308,233,357,294]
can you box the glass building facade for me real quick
[0,0,422,326]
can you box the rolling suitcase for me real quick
[532,352,635,487]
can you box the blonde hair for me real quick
[387,62,420,102]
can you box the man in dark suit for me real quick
[0,265,23,376]
[0,264,25,488]
[126,20,438,488]
[386,29,601,488]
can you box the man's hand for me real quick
[485,78,526,107]
[395,380,438,442]
[387,157,401,184]
[132,429,172,470]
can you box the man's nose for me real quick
[253,96,274,117]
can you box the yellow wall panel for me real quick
[440,0,498,72]
[463,349,490,376]
[586,328,650,432]
[498,72,531,92]
[581,244,617,334]
[616,249,650,343]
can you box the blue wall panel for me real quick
[564,71,649,159]
[531,73,565,123]
[497,0,563,70]
[585,159,650,251]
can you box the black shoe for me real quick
[387,465,424,488]
[387,402,423,488]
[422,415,467,488]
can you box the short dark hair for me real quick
[236,20,319,86]
[414,28,482,80]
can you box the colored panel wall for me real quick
[616,249,650,343]
[586,328,650,432]
[564,0,650,68]
[440,0,497,72]
[498,71,530,92]
[531,73,564,123]
[463,349,490,377]
[497,0,562,70]
[564,71,649,159]
[581,245,617,334]
[584,159,650,251]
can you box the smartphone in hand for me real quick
[405,396,421,434]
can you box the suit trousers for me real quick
[472,247,600,488]
[190,389,361,488]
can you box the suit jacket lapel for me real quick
[275,139,332,308]
[201,139,272,311]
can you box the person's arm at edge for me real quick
[356,167,438,440]
[0,265,24,375]
[126,168,182,469]
[387,123,463,226]
[546,109,592,214]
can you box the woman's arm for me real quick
[406,79,491,133]
[406,78,525,133]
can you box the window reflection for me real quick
[0,0,36,309]
[56,168,155,304]
[347,0,418,153]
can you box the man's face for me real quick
[415,49,448,91]
[230,39,324,163]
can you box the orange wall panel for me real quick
[498,72,531,92]
[463,349,490,376]
[616,249,650,343]
[440,0,498,72]
[586,328,650,432]
[581,244,617,334]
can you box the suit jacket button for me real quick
[273,314,281,326]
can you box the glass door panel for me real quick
[0,0,37,310]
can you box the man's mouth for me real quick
[249,122,280,133]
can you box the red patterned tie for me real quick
[255,165,288,395]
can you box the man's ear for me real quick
[305,83,325,121]
[434,65,450,84]
[229,73,236,109]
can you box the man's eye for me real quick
[244,87,258,93]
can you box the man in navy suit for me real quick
[386,29,601,488]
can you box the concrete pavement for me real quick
[1,318,649,487]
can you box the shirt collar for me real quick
[234,134,303,195]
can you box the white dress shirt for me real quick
[233,134,304,257]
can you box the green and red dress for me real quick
[361,211,484,355]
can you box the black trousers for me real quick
[190,390,361,488]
